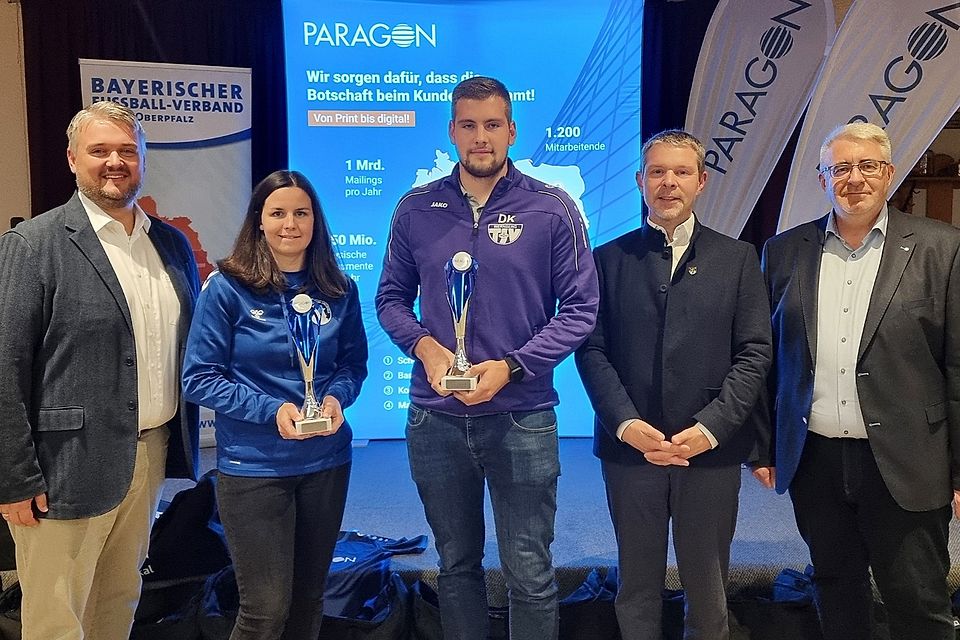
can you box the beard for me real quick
[76,173,142,211]
[460,153,507,180]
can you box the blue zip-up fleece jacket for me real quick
[183,270,367,476]
[376,160,599,415]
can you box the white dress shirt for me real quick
[809,207,887,439]
[79,192,181,432]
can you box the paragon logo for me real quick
[849,3,958,125]
[704,0,814,175]
[303,22,437,48]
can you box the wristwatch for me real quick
[503,355,524,383]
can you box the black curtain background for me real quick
[21,0,286,217]
[21,0,783,245]
[641,0,719,141]
[641,0,784,250]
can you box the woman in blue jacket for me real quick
[183,170,367,640]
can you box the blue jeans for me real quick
[406,404,561,640]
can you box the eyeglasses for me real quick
[820,159,889,179]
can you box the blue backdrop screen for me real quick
[282,0,643,438]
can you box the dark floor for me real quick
[163,437,960,603]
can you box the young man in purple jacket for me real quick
[376,76,598,640]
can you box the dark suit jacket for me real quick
[759,208,960,512]
[576,220,772,467]
[0,193,200,519]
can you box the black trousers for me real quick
[217,463,351,640]
[789,433,953,640]
[602,459,741,640]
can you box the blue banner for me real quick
[283,0,643,438]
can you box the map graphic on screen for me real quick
[283,0,643,438]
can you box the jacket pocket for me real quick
[36,407,84,432]
[902,296,933,311]
[925,401,947,425]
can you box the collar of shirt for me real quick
[824,205,887,253]
[460,182,484,224]
[646,211,695,250]
[78,191,151,238]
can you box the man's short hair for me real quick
[819,122,892,165]
[451,76,512,121]
[66,101,147,157]
[640,129,706,175]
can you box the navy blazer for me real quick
[576,220,772,467]
[0,193,200,519]
[759,208,960,512]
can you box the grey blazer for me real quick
[760,207,960,512]
[0,193,200,519]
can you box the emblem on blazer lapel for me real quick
[687,265,698,275]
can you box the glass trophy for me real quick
[286,293,333,434]
[440,251,479,391]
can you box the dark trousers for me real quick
[217,464,351,640]
[790,433,953,640]
[602,459,741,640]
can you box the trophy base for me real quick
[440,375,477,391]
[295,416,333,435]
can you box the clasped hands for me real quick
[622,419,711,465]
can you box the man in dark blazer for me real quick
[0,102,200,639]
[756,122,958,640]
[576,130,771,640]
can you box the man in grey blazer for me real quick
[756,122,958,640]
[576,130,771,639]
[0,102,200,639]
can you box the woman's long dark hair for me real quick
[218,170,349,297]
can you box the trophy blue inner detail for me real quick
[445,258,478,322]
[287,304,323,363]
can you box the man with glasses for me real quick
[755,122,959,640]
